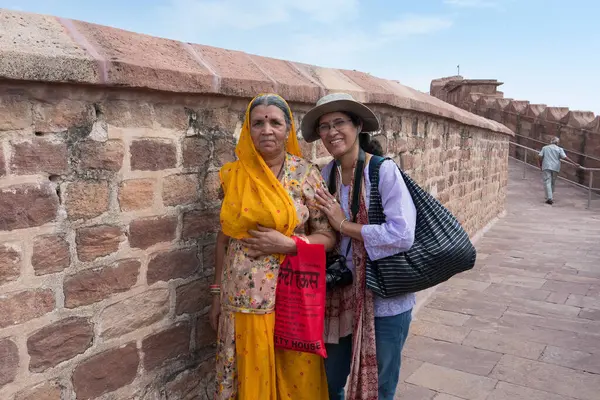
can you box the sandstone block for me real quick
[76,225,123,262]
[118,178,155,211]
[182,136,210,168]
[153,103,188,130]
[0,151,5,177]
[0,289,55,328]
[27,317,94,372]
[0,338,18,387]
[142,323,191,370]
[0,183,59,231]
[130,139,176,171]
[32,234,70,275]
[176,279,210,315]
[202,171,222,203]
[72,343,139,399]
[213,138,235,167]
[76,140,124,171]
[182,210,219,239]
[162,174,199,207]
[196,314,217,349]
[147,248,199,284]
[64,259,140,308]
[10,139,68,175]
[0,95,32,131]
[202,243,216,273]
[164,357,216,400]
[65,180,110,219]
[99,288,169,338]
[101,100,154,128]
[129,216,177,249]
[32,99,94,133]
[0,243,21,284]
[15,381,62,400]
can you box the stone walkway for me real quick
[396,159,600,400]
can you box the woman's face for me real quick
[317,112,361,158]
[249,104,289,159]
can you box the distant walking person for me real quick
[537,137,580,204]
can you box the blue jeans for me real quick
[324,309,412,400]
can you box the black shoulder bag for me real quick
[365,156,477,297]
[324,148,366,290]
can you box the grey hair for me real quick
[551,137,560,144]
[249,94,292,130]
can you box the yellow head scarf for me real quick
[219,94,302,241]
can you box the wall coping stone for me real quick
[0,9,513,137]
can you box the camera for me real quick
[325,254,353,290]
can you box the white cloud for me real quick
[443,0,499,8]
[379,15,453,37]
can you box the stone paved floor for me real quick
[396,159,600,400]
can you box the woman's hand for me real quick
[241,225,296,258]
[315,189,346,231]
[209,296,221,331]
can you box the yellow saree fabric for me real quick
[220,94,302,241]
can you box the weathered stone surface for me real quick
[195,314,217,349]
[202,243,216,274]
[404,336,502,376]
[27,317,94,372]
[99,289,169,338]
[10,139,68,175]
[182,210,219,239]
[490,354,600,400]
[0,338,18,387]
[164,357,216,400]
[486,381,573,400]
[15,381,62,400]
[162,174,199,207]
[0,289,55,328]
[32,234,70,275]
[540,345,600,375]
[409,320,471,344]
[64,259,140,308]
[0,183,59,231]
[213,138,235,167]
[0,95,32,131]
[65,180,110,219]
[394,383,436,400]
[76,140,124,171]
[462,330,545,360]
[416,307,471,327]
[128,216,177,249]
[142,323,191,370]
[72,343,139,400]
[118,178,155,211]
[0,243,21,284]
[147,248,199,284]
[176,279,210,315]
[76,225,123,262]
[202,171,222,203]
[0,151,5,177]
[406,363,497,400]
[130,139,176,171]
[182,136,210,168]
[32,99,94,133]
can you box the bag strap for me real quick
[328,148,366,257]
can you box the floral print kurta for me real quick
[215,154,333,399]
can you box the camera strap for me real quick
[328,147,366,258]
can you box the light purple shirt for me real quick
[322,159,417,317]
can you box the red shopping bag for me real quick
[274,237,327,358]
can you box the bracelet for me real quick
[209,284,221,295]
[339,218,348,233]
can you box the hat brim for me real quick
[300,99,380,143]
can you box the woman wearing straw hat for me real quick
[302,93,417,400]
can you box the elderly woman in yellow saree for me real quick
[210,93,336,400]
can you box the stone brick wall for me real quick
[0,9,512,400]
[431,76,600,189]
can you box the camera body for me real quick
[325,253,353,290]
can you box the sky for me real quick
[2,0,600,115]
